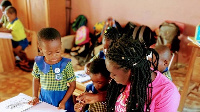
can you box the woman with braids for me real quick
[105,36,180,112]
[78,27,121,105]
[84,27,121,76]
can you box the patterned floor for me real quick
[171,67,200,112]
[0,54,199,112]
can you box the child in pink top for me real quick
[106,32,180,112]
[115,83,131,112]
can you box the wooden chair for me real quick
[24,29,38,60]
[178,38,200,111]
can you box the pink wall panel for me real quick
[71,0,200,64]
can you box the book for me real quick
[188,36,200,47]
[75,70,91,83]
[0,93,66,112]
[26,102,66,112]
[84,81,93,86]
[0,93,33,112]
[0,32,13,39]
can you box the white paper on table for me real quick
[25,102,66,112]
[84,81,93,86]
[75,70,91,83]
[0,93,33,112]
[0,93,66,112]
[0,32,13,39]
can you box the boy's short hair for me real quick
[37,27,61,43]
[5,6,16,15]
[154,45,171,61]
[0,0,12,7]
[89,58,110,79]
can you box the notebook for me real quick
[0,93,66,112]
[0,32,13,39]
[195,24,200,44]
[75,70,91,83]
[0,93,33,112]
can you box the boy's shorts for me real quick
[12,38,28,50]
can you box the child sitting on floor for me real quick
[148,45,172,80]
[28,28,76,111]
[154,45,172,80]
[74,58,110,112]
[84,27,120,76]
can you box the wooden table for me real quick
[178,37,200,111]
[0,33,15,72]
[73,81,87,96]
[73,80,93,96]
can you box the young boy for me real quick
[74,58,110,112]
[0,0,12,28]
[148,45,172,80]
[0,6,32,71]
[28,28,76,111]
[154,45,172,81]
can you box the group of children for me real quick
[28,27,178,112]
[0,0,32,71]
[27,26,178,112]
[0,0,180,111]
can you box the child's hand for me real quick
[74,103,83,112]
[77,91,107,104]
[84,63,90,75]
[58,101,65,110]
[77,92,96,104]
[28,97,39,105]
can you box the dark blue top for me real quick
[86,83,98,94]
[99,51,106,59]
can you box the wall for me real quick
[0,0,2,17]
[10,0,29,29]
[71,0,200,64]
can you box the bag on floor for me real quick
[156,22,180,52]
[72,15,87,32]
[75,26,90,46]
[98,17,122,44]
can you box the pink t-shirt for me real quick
[115,71,180,112]
[115,83,130,112]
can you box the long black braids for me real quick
[131,25,159,71]
[106,36,158,112]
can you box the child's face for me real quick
[105,59,131,85]
[5,12,16,22]
[39,39,62,64]
[102,37,112,55]
[148,53,167,72]
[90,73,109,91]
[0,6,5,12]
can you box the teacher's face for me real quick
[105,59,131,85]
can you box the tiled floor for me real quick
[0,54,200,112]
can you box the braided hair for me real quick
[106,36,159,112]
[104,27,121,42]
[131,25,159,71]
[132,25,156,48]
